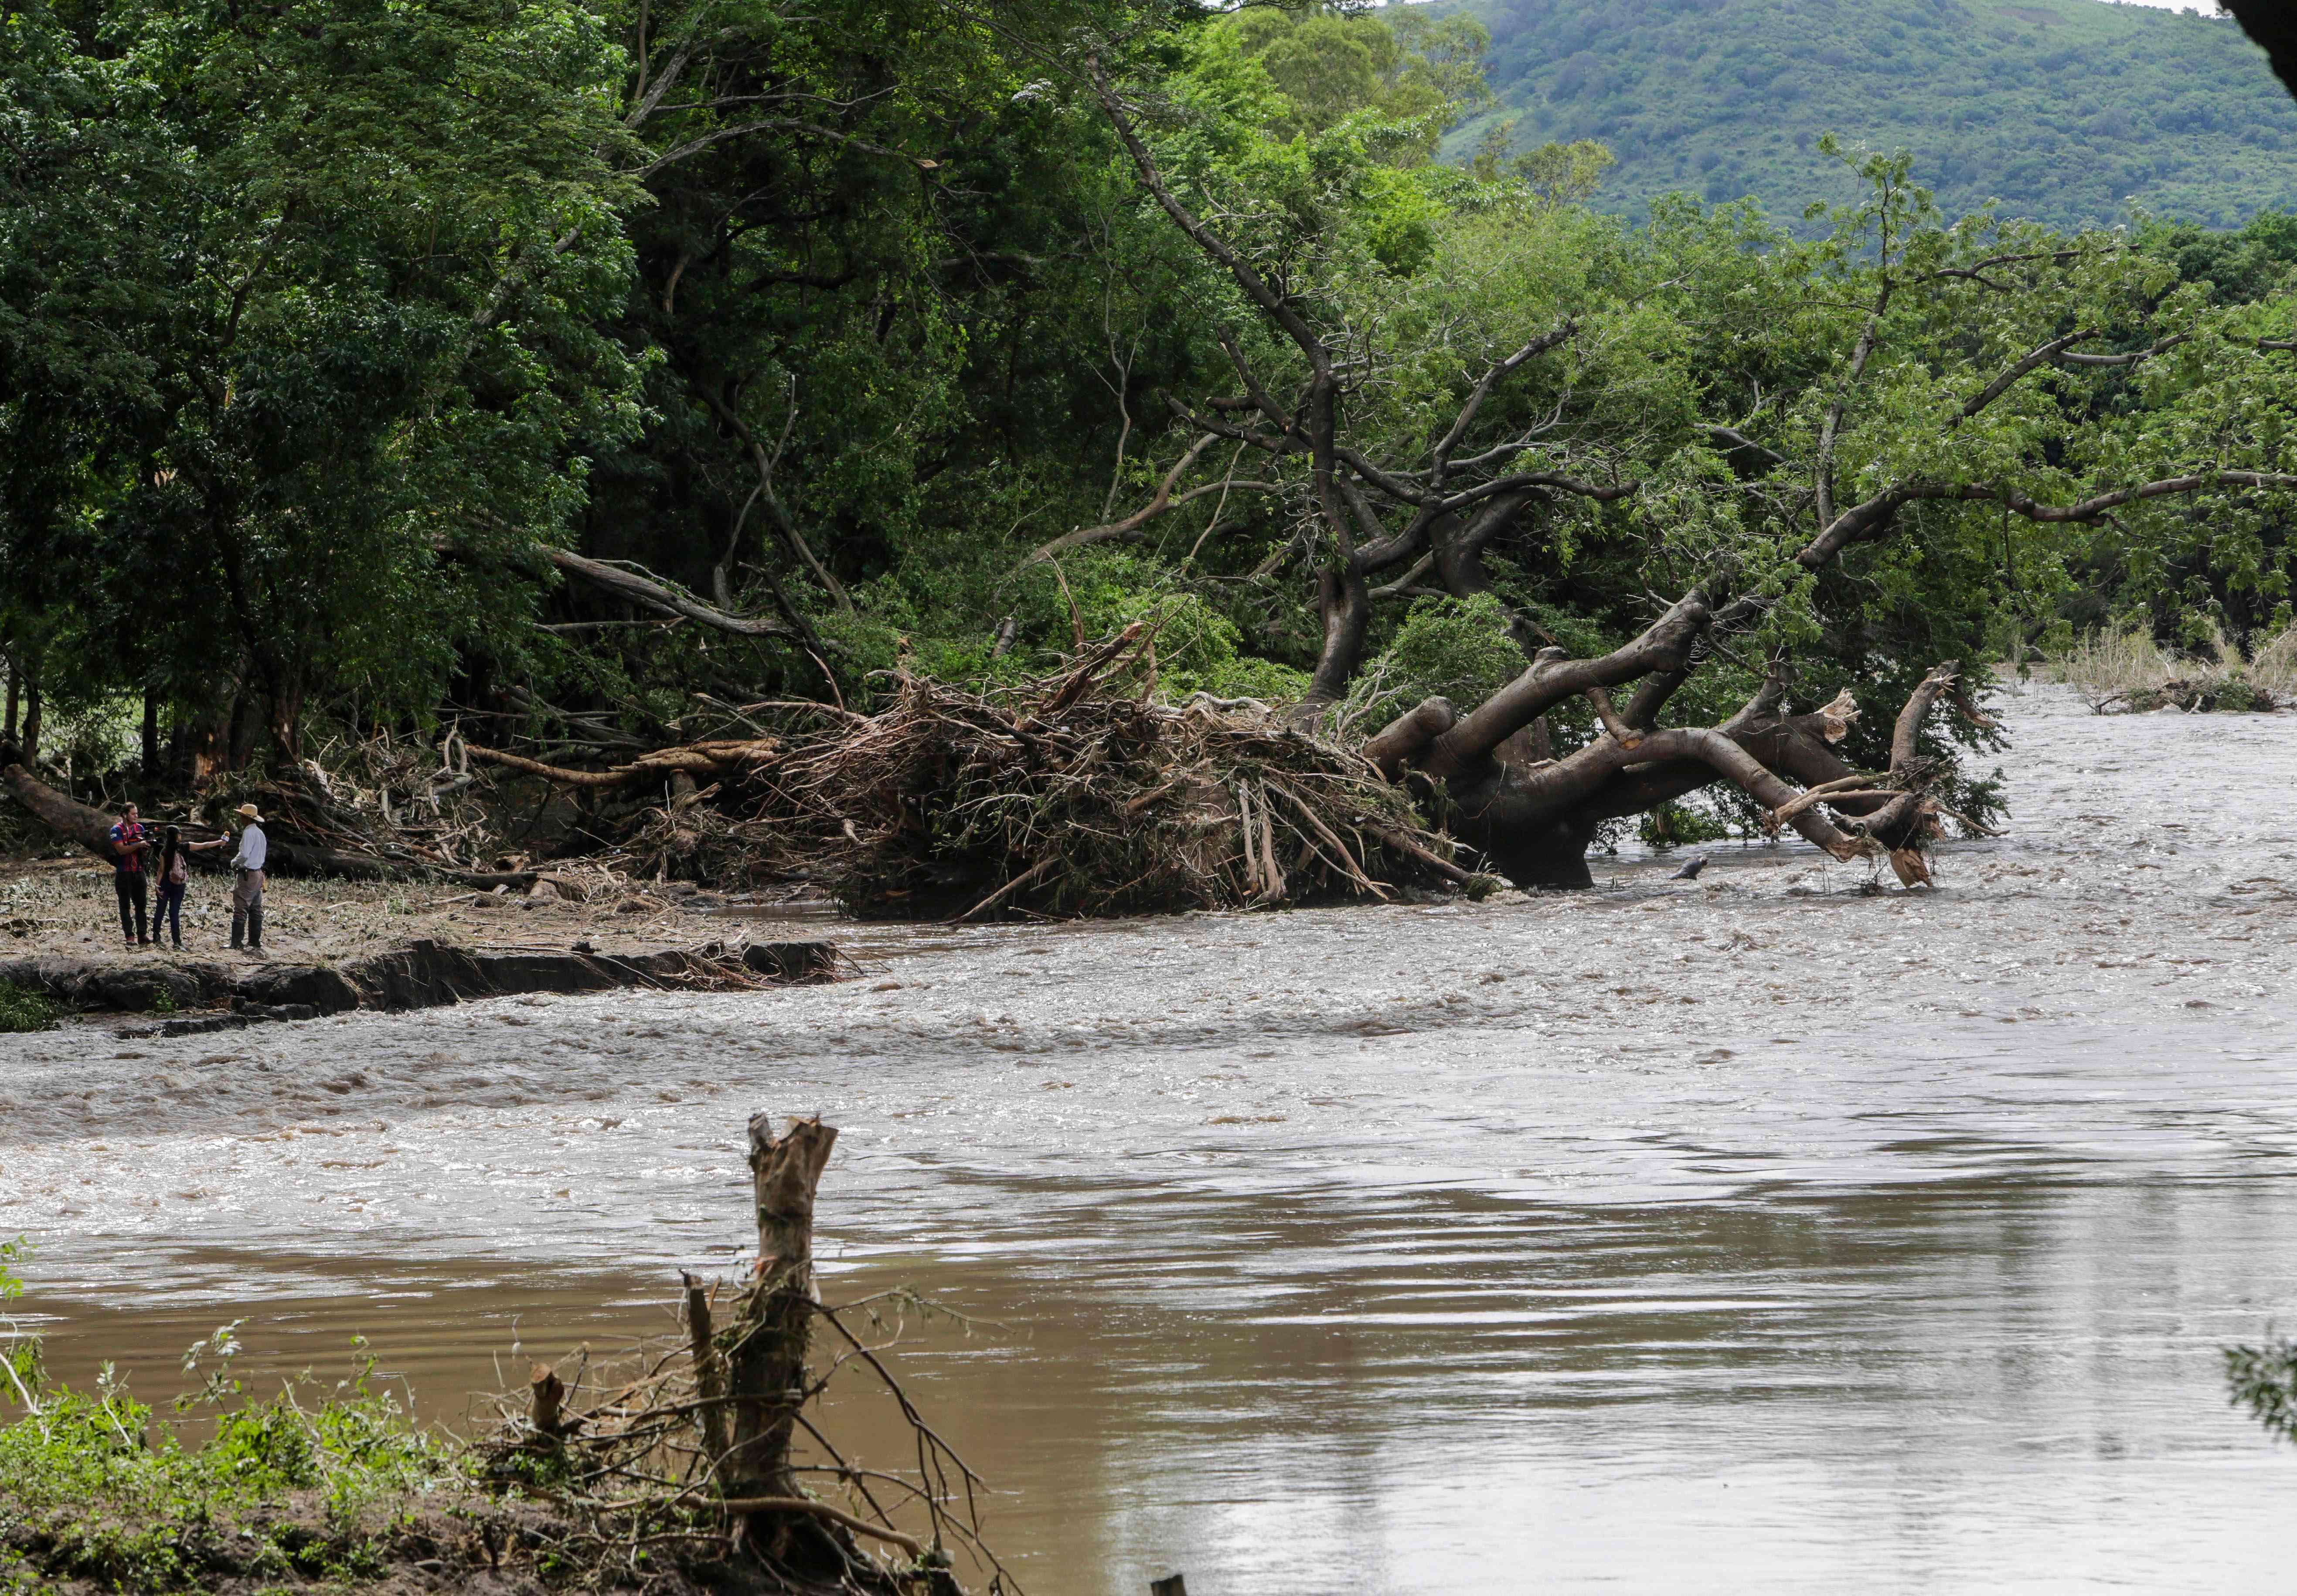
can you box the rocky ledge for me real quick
[0,937,837,1036]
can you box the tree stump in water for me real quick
[724,1113,840,1563]
[527,1365,567,1454]
[684,1273,731,1467]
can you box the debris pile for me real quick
[612,623,1465,918]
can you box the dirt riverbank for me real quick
[0,853,809,971]
[0,856,837,1029]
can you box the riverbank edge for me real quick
[0,1402,777,1596]
[0,937,837,1032]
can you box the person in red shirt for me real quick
[108,803,150,947]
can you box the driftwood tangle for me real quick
[479,1117,1004,1593]
[2,754,534,888]
[579,623,1467,915]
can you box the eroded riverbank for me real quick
[6,683,2297,1593]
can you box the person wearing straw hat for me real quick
[227,802,268,952]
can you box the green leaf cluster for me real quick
[0,1375,452,1592]
[0,983,54,1034]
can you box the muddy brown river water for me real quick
[5,682,2297,1593]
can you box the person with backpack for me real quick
[151,824,228,951]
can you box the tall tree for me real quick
[0,0,642,767]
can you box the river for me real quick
[4,681,2295,1593]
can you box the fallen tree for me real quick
[1367,655,1993,887]
[0,746,537,889]
[1057,55,2297,890]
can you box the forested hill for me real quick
[1453,0,2297,230]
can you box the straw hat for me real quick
[235,803,262,822]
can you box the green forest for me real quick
[1460,0,2297,231]
[4,0,2297,893]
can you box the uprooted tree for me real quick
[1066,52,2297,887]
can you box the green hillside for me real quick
[1453,0,2297,230]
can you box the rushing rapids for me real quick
[5,682,2297,1594]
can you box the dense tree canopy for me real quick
[3,0,2295,881]
[1,0,642,765]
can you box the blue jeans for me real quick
[151,882,185,945]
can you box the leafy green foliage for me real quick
[1457,0,2297,232]
[1222,5,1493,151]
[1346,593,1527,731]
[2144,210,2297,307]
[1,0,643,755]
[0,1237,37,1413]
[2227,1337,2297,1444]
[0,1270,456,1596]
[0,983,53,1034]
[0,1382,452,1590]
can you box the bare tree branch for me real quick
[540,546,797,638]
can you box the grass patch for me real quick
[2054,621,2291,714]
[0,982,54,1035]
[0,1380,456,1592]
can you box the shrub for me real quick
[2226,1336,2297,1443]
[1640,799,1732,851]
[0,981,54,1034]
[2212,677,2274,714]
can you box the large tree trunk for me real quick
[1449,724,1875,887]
[1,761,121,862]
[142,688,162,783]
[1369,662,1974,889]
[227,687,261,774]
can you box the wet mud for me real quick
[6,683,2297,1594]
